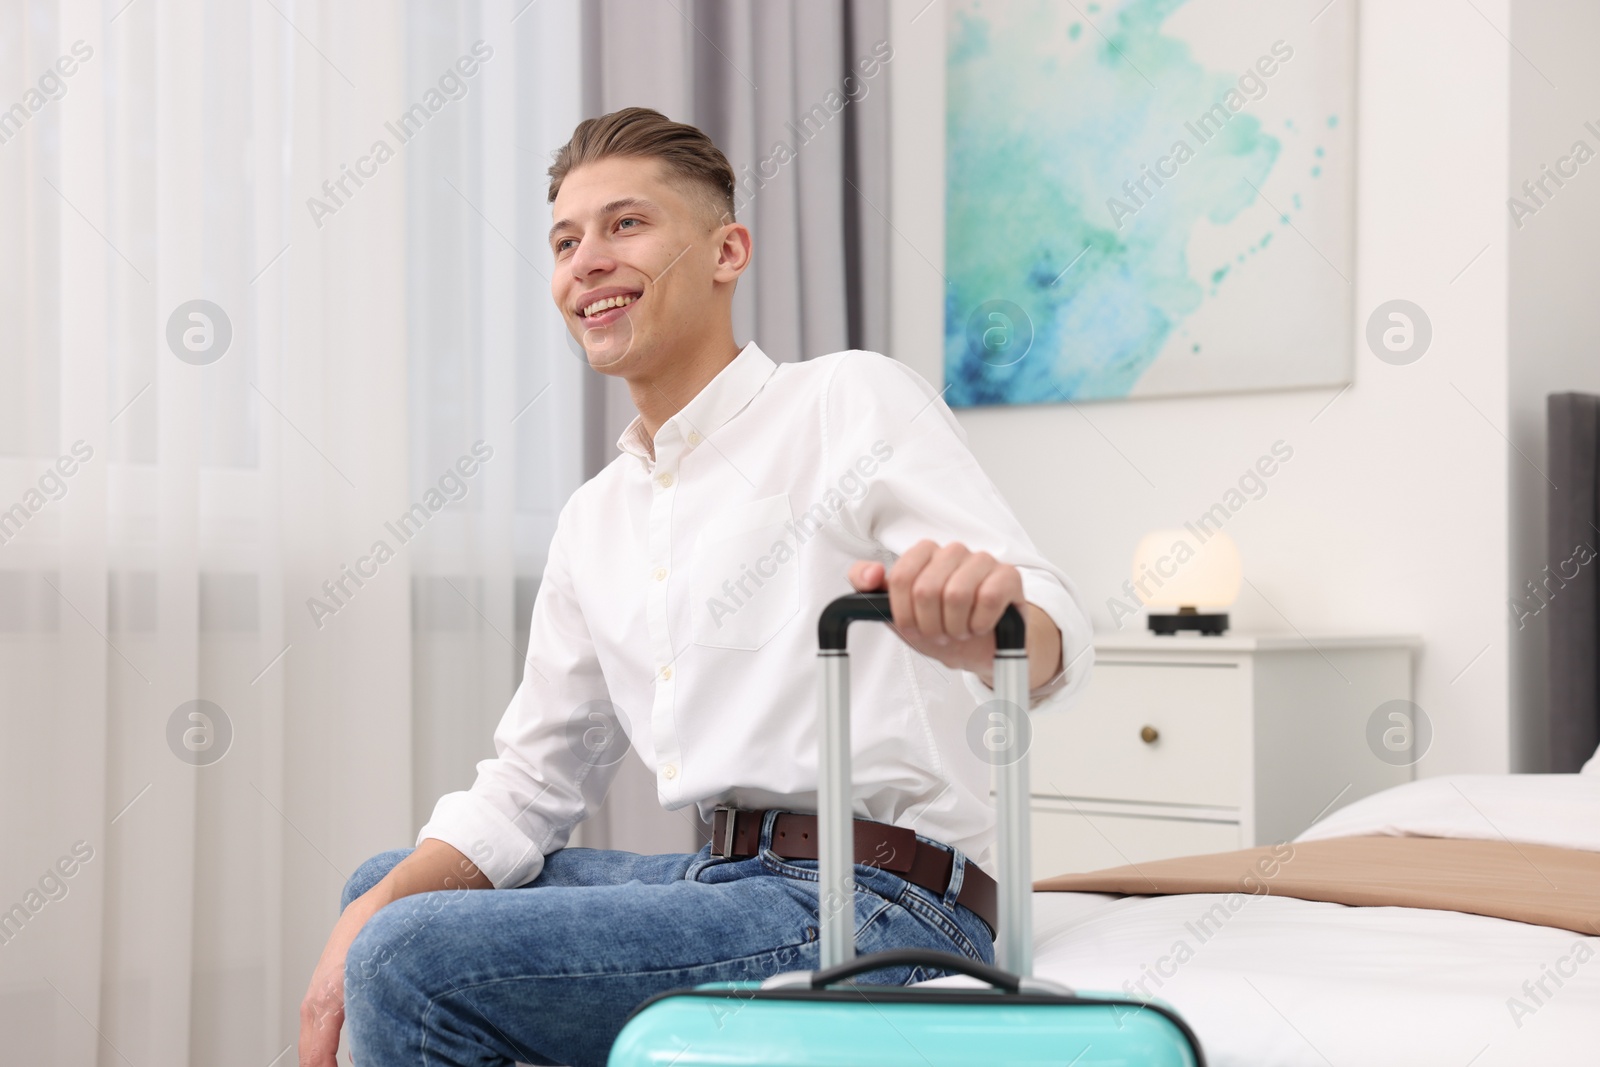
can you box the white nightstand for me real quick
[1024,631,1421,880]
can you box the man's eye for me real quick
[618,217,640,230]
[556,238,576,253]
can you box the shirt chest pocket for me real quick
[689,493,802,651]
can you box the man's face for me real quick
[549,155,725,376]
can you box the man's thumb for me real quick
[848,560,885,591]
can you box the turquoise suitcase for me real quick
[609,593,1205,1066]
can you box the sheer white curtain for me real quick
[0,1,582,1062]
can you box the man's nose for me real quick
[569,234,614,280]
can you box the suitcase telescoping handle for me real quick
[815,591,1034,977]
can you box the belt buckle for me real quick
[712,806,738,857]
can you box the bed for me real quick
[923,771,1599,1065]
[919,396,1600,1065]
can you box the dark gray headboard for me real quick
[1548,393,1600,772]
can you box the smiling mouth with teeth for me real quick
[580,293,641,320]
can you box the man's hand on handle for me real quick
[848,540,1063,691]
[298,839,493,1067]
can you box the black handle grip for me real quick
[809,948,1022,992]
[818,591,1026,652]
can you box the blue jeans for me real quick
[341,810,995,1067]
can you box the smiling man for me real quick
[298,107,1093,1067]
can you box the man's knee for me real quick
[342,848,414,912]
[344,891,463,1014]
[345,902,406,988]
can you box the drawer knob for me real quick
[1140,725,1160,745]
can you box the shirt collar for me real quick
[615,341,778,468]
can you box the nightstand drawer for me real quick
[1030,662,1244,808]
[1030,806,1240,879]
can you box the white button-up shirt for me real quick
[417,342,1094,889]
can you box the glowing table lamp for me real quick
[1130,528,1242,636]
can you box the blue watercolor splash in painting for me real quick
[944,0,1285,405]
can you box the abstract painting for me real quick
[944,0,1356,406]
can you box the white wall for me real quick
[889,0,1514,774]
[1506,0,1600,772]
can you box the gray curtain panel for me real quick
[1547,393,1600,773]
[565,0,893,852]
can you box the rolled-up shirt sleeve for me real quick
[822,351,1094,713]
[415,504,624,888]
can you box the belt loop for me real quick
[758,808,782,853]
[942,845,967,909]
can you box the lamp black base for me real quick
[1148,611,1229,636]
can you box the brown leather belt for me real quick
[710,807,997,937]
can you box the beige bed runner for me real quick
[1033,836,1600,935]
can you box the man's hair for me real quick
[547,106,737,226]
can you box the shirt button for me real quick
[659,665,673,681]
[687,432,701,445]
[663,763,678,780]
[652,567,667,581]
[657,472,674,488]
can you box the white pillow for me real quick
[1295,773,1600,854]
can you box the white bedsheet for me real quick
[1009,890,1598,1066]
[922,774,1600,1065]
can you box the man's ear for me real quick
[713,217,753,283]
